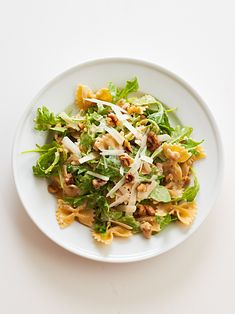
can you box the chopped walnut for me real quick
[64,173,74,185]
[125,173,134,183]
[106,113,119,126]
[48,184,59,194]
[94,133,122,151]
[140,221,152,239]
[92,179,107,189]
[147,131,160,152]
[137,183,147,192]
[136,204,156,217]
[54,133,62,144]
[119,155,133,167]
[136,204,147,217]
[123,140,132,152]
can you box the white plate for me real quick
[12,58,223,263]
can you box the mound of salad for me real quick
[25,78,206,244]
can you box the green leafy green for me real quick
[117,215,140,233]
[34,106,61,131]
[108,82,119,102]
[118,77,139,99]
[130,94,158,106]
[30,142,62,177]
[147,103,174,135]
[95,155,121,181]
[108,77,139,102]
[171,126,193,143]
[180,170,199,201]
[182,138,203,151]
[79,132,94,153]
[156,214,177,230]
[75,173,94,195]
[150,184,171,202]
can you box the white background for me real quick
[1,0,234,313]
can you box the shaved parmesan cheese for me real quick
[128,182,139,206]
[62,137,81,157]
[86,171,109,181]
[59,112,80,130]
[106,177,125,197]
[158,134,171,142]
[109,194,129,208]
[100,149,125,156]
[122,119,142,139]
[137,181,157,201]
[120,166,124,176]
[124,205,137,214]
[78,153,97,164]
[135,139,141,146]
[84,98,127,113]
[104,126,125,145]
[140,155,153,164]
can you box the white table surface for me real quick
[1,1,234,313]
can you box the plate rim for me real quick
[12,57,224,263]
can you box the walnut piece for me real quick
[140,221,152,239]
[147,131,160,152]
[92,179,107,189]
[119,155,133,167]
[106,113,119,126]
[137,183,147,192]
[123,140,132,152]
[125,173,134,183]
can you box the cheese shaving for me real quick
[100,149,125,156]
[78,153,97,164]
[104,126,125,145]
[106,177,125,197]
[62,136,81,157]
[86,171,109,181]
[109,194,129,208]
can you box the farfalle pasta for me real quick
[25,77,205,244]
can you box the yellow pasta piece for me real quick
[56,199,94,228]
[92,226,132,245]
[75,84,96,110]
[95,88,112,102]
[76,208,94,227]
[163,143,191,163]
[127,105,146,115]
[170,201,196,225]
[193,145,206,161]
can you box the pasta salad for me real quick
[25,78,205,244]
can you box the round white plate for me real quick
[13,58,223,263]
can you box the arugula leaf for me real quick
[150,184,171,202]
[65,193,110,222]
[108,82,119,102]
[79,132,94,153]
[75,173,94,195]
[31,142,62,177]
[118,77,139,99]
[95,155,121,181]
[117,215,140,233]
[171,126,193,143]
[156,214,177,230]
[182,138,203,151]
[180,170,199,201]
[34,106,61,131]
[147,103,174,135]
[130,94,158,106]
